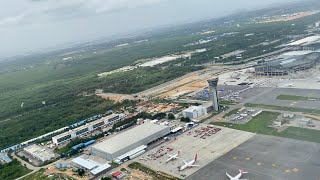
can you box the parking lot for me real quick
[139,124,255,179]
[187,134,320,180]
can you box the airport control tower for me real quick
[207,78,219,111]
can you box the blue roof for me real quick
[0,154,12,163]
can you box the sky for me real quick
[0,0,302,57]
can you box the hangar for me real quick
[91,123,170,161]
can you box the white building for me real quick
[52,114,125,145]
[91,123,170,161]
[182,106,208,120]
[23,144,55,162]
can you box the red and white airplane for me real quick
[166,150,181,163]
[179,154,199,171]
[226,169,248,180]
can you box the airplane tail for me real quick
[239,169,248,174]
[194,154,198,161]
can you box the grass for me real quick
[128,162,180,180]
[244,103,320,115]
[276,95,320,101]
[0,159,32,180]
[21,168,75,180]
[20,169,47,180]
[219,100,239,106]
[223,108,240,118]
[212,111,320,143]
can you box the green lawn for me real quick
[223,108,240,118]
[276,95,319,101]
[244,103,320,115]
[212,111,320,143]
[0,159,32,180]
[219,100,239,106]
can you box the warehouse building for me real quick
[23,144,55,162]
[255,51,320,76]
[52,114,125,145]
[91,123,170,161]
[182,106,208,120]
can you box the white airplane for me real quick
[226,169,248,180]
[179,154,199,171]
[286,83,294,87]
[166,150,181,163]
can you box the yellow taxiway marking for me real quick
[257,162,262,166]
[232,156,238,160]
[292,168,299,172]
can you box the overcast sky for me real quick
[0,0,302,57]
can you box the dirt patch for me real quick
[46,166,88,180]
[125,169,154,180]
[258,11,318,23]
[97,93,135,103]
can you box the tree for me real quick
[77,169,85,177]
[101,177,112,180]
[180,117,191,122]
[168,113,175,120]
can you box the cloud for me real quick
[0,0,166,27]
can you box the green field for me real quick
[244,103,320,115]
[212,111,320,143]
[223,108,240,118]
[0,159,32,180]
[276,95,320,101]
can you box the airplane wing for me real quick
[167,154,173,158]
[189,165,200,167]
[226,172,233,179]
[183,160,188,164]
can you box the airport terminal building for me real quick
[255,51,320,76]
[91,123,170,161]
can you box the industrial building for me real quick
[207,78,220,111]
[286,35,320,51]
[255,51,320,76]
[52,114,125,145]
[72,157,112,176]
[182,106,208,120]
[0,153,12,163]
[91,123,170,161]
[23,144,55,162]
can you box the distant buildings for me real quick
[52,114,125,145]
[182,106,208,120]
[255,51,320,76]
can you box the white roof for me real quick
[171,126,183,133]
[90,163,111,175]
[116,145,147,160]
[72,157,100,170]
[287,36,320,46]
[92,123,169,154]
[183,106,204,112]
